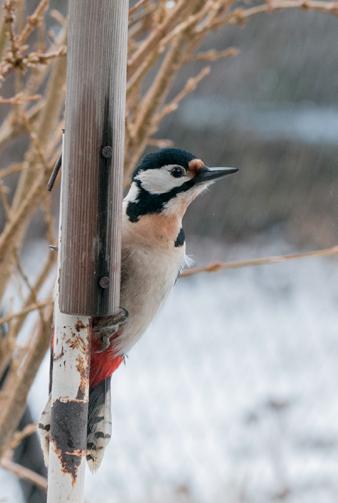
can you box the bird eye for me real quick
[170,166,186,178]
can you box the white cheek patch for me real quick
[162,183,208,215]
[125,182,140,203]
[136,165,188,194]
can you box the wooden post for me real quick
[59,1,128,316]
[47,2,128,502]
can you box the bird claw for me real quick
[92,307,128,352]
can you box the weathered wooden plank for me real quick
[59,0,128,315]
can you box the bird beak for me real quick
[194,166,239,184]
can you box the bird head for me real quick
[125,148,238,223]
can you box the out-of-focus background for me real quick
[1,1,338,502]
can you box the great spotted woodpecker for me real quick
[39,148,238,470]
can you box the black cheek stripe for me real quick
[126,178,195,223]
[174,228,185,247]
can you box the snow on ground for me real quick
[2,240,338,503]
[0,469,24,503]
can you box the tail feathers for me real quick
[87,377,112,471]
[38,395,52,467]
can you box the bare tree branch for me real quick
[181,246,338,277]
[1,458,47,491]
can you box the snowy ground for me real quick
[1,239,338,503]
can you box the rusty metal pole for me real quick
[47,1,128,502]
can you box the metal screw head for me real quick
[101,145,112,159]
[99,276,110,289]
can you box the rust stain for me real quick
[65,334,88,354]
[75,355,88,400]
[64,320,89,354]
[75,319,86,332]
[54,445,86,486]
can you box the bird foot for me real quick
[92,307,128,352]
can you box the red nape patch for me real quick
[90,349,124,388]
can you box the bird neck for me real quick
[123,193,184,249]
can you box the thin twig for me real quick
[195,47,240,61]
[0,93,40,104]
[155,66,211,122]
[0,180,10,217]
[0,162,24,179]
[0,301,51,327]
[1,458,47,491]
[0,306,53,457]
[16,0,48,46]
[127,0,188,78]
[181,245,338,277]
[9,423,36,450]
[200,0,338,31]
[129,0,150,16]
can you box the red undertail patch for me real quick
[90,330,124,388]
